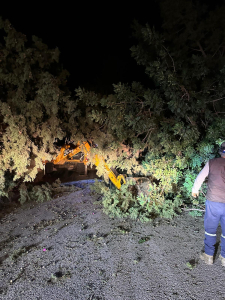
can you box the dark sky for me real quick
[1,2,160,94]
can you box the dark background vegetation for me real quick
[2,0,224,94]
[1,2,161,93]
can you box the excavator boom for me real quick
[48,142,126,189]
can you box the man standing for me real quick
[192,142,225,265]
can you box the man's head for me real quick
[219,142,225,157]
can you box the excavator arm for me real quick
[49,142,126,189]
[53,142,91,165]
[93,154,126,189]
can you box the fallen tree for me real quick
[1,0,225,220]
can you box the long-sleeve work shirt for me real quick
[192,161,209,194]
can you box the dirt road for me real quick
[1,181,225,299]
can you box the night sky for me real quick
[1,2,160,95]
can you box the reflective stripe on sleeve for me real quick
[221,234,225,239]
[205,231,216,237]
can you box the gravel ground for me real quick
[1,181,225,300]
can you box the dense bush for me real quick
[19,179,76,204]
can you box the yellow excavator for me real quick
[44,141,126,189]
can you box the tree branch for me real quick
[180,85,190,101]
[213,101,218,115]
[142,128,154,144]
[205,96,225,103]
[197,41,207,58]
[212,44,223,58]
[187,116,195,126]
[201,119,207,129]
[162,45,176,72]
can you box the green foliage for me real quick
[19,183,30,205]
[29,185,52,203]
[2,1,225,220]
[92,179,181,221]
[0,18,78,197]
[19,182,52,204]
[18,178,76,204]
[188,210,203,217]
[86,1,225,219]
[138,237,150,244]
[186,262,196,270]
[98,182,136,218]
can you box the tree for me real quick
[77,0,225,219]
[0,18,76,197]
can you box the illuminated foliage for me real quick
[0,18,75,196]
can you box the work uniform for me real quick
[192,157,225,258]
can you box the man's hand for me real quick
[192,192,199,198]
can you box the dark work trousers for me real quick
[204,199,225,257]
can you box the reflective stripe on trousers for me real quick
[205,231,216,237]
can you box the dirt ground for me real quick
[1,180,225,300]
